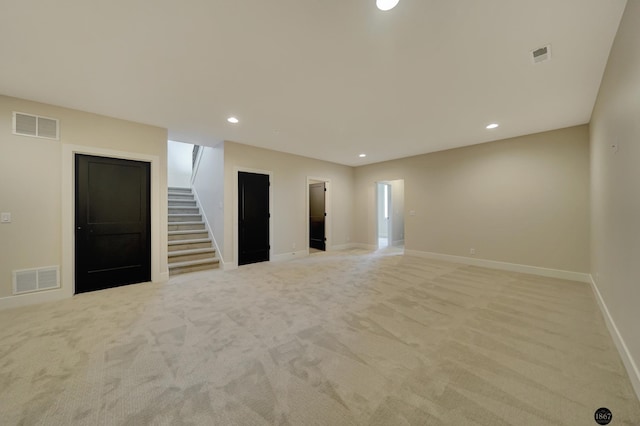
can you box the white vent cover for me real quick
[12,112,59,140]
[531,44,551,64]
[13,266,60,295]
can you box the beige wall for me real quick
[192,143,225,261]
[0,95,167,301]
[354,125,590,273]
[590,1,640,397]
[223,141,354,265]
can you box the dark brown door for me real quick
[238,172,270,265]
[75,154,151,293]
[309,182,326,251]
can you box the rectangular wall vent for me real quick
[13,266,60,295]
[12,112,60,140]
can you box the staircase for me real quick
[168,187,219,276]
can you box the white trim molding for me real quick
[192,186,226,270]
[333,243,376,251]
[589,275,640,402]
[272,250,310,262]
[0,287,68,310]
[404,250,591,283]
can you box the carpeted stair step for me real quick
[168,187,192,193]
[168,238,213,252]
[169,258,219,276]
[169,206,200,215]
[168,199,197,207]
[168,229,209,240]
[168,222,206,232]
[168,247,216,263]
[167,192,195,200]
[169,213,202,222]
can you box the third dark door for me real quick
[238,172,270,265]
[309,182,326,251]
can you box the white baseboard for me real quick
[157,272,170,282]
[358,243,378,250]
[332,243,388,251]
[330,243,357,251]
[224,262,238,270]
[589,275,640,402]
[404,250,591,283]
[271,250,310,262]
[226,251,310,268]
[0,288,70,311]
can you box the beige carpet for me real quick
[1,249,639,425]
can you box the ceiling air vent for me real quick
[12,112,59,140]
[531,44,551,64]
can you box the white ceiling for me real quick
[0,0,627,166]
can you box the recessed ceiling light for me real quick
[486,123,499,129]
[359,153,367,158]
[227,116,239,124]
[376,0,399,11]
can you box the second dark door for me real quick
[309,182,326,251]
[75,154,151,294]
[238,172,270,265]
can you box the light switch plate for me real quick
[1,212,11,223]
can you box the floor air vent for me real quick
[13,266,60,295]
[12,112,60,140]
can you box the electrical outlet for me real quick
[1,212,11,223]
[470,248,475,255]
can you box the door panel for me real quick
[309,182,326,251]
[238,172,270,265]
[75,154,151,293]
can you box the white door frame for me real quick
[376,181,393,248]
[61,144,166,298]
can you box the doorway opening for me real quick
[309,181,326,252]
[376,180,405,251]
[307,177,331,254]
